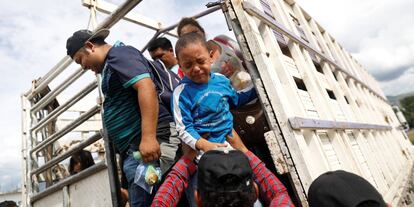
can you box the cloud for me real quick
[371,65,412,82]
[296,0,414,95]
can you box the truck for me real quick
[21,0,414,206]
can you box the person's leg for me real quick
[123,154,152,207]
[159,122,181,174]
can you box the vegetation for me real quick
[400,96,414,128]
[408,131,414,145]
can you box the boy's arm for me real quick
[172,85,202,150]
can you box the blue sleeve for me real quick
[235,84,257,107]
[172,85,202,150]
[107,46,151,88]
[226,78,257,108]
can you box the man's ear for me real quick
[84,41,94,53]
[195,190,203,207]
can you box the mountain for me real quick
[387,91,414,106]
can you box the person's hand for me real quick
[139,136,161,163]
[195,138,228,152]
[226,129,248,153]
[181,144,197,160]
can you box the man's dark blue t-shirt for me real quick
[101,41,172,153]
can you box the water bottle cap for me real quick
[133,151,142,160]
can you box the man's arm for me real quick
[133,78,160,163]
[245,151,294,207]
[226,131,294,206]
[152,145,197,207]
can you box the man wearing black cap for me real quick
[66,29,178,207]
[152,133,294,207]
[308,170,389,207]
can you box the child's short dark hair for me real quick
[177,17,205,37]
[175,33,208,58]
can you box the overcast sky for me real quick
[0,0,412,193]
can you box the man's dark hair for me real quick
[177,17,205,37]
[175,33,208,58]
[200,184,256,207]
[69,150,95,175]
[148,37,173,52]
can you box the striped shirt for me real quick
[101,41,171,153]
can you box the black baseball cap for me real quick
[308,170,387,207]
[198,149,253,193]
[66,29,110,58]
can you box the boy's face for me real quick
[178,42,212,84]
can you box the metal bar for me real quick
[289,117,392,130]
[31,68,86,114]
[140,4,222,52]
[63,186,69,207]
[31,133,102,176]
[93,0,143,31]
[30,105,101,155]
[31,81,97,132]
[26,57,73,100]
[82,0,177,37]
[101,125,122,206]
[21,95,32,207]
[26,0,143,101]
[242,2,387,102]
[30,161,107,203]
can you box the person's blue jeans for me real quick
[123,153,158,207]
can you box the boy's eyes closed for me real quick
[196,58,206,65]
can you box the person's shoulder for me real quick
[212,72,231,84]
[106,44,148,70]
[108,45,141,59]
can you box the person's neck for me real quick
[101,44,112,57]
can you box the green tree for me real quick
[400,96,414,128]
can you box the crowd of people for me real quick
[65,17,390,207]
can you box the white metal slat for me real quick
[297,90,319,118]
[360,135,390,188]
[283,55,301,78]
[347,133,377,188]
[318,133,341,170]
[330,99,346,121]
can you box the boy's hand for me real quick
[139,136,161,163]
[226,129,248,153]
[195,138,228,152]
